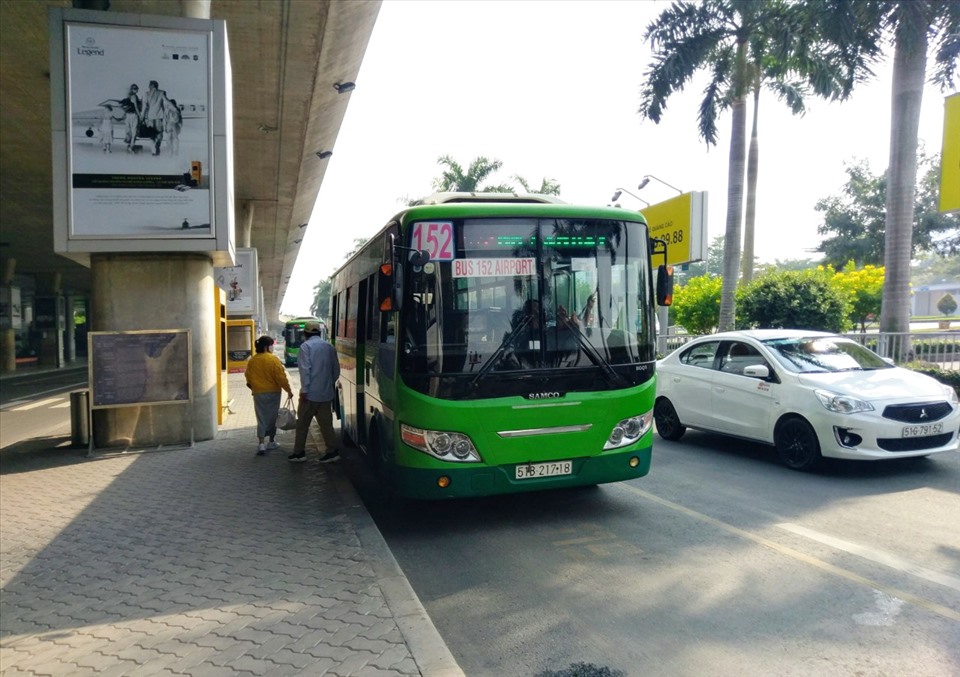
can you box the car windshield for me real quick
[398,216,657,399]
[762,337,892,373]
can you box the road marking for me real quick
[51,402,72,409]
[777,522,960,593]
[618,484,960,622]
[9,397,65,411]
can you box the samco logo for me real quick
[77,37,105,56]
[525,391,563,400]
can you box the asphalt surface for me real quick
[0,364,464,676]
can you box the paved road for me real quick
[345,432,960,676]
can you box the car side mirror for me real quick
[742,364,769,379]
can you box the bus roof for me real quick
[415,192,566,205]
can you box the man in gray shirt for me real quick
[289,321,340,463]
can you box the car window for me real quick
[679,341,720,369]
[763,337,893,373]
[719,341,766,376]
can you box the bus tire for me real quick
[367,426,396,499]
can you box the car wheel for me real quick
[775,417,822,471]
[654,398,686,441]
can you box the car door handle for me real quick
[673,377,681,383]
[715,386,726,394]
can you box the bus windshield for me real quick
[399,217,655,398]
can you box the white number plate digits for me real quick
[515,461,573,480]
[901,422,943,438]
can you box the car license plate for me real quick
[901,422,943,437]
[516,460,573,480]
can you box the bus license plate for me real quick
[516,461,573,480]
[902,422,943,438]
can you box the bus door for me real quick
[354,277,369,448]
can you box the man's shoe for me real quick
[288,452,306,463]
[256,443,266,456]
[318,449,340,464]
[267,441,280,450]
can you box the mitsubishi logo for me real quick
[919,408,929,420]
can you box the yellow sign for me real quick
[641,191,708,266]
[940,93,960,214]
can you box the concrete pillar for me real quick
[65,295,77,362]
[1,258,15,373]
[91,253,218,444]
[181,0,211,19]
[37,273,64,368]
[239,201,254,248]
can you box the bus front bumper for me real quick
[389,447,651,500]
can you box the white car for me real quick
[655,329,959,470]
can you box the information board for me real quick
[89,330,192,408]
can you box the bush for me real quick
[737,269,851,332]
[937,293,957,316]
[671,275,722,335]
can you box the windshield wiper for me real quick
[559,317,623,386]
[469,314,533,387]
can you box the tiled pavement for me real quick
[0,372,463,676]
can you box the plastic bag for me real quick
[276,396,297,431]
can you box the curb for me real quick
[328,468,466,677]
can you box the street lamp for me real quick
[610,187,649,207]
[638,174,682,195]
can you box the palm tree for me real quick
[639,0,865,329]
[432,155,513,193]
[871,1,958,340]
[513,175,561,196]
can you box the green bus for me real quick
[282,316,326,366]
[329,193,672,499]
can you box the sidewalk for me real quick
[0,372,464,676]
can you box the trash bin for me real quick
[70,390,90,447]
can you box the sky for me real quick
[279,0,954,317]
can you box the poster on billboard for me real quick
[65,22,212,238]
[215,247,258,315]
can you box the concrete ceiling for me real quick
[0,0,381,322]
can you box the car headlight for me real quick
[604,411,653,450]
[814,389,874,414]
[942,384,959,406]
[400,423,482,462]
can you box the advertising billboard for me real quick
[215,247,258,316]
[50,9,235,266]
[66,23,212,238]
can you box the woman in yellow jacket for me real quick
[245,335,293,455]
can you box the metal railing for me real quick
[658,330,960,370]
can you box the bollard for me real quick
[70,390,90,447]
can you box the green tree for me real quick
[310,278,331,321]
[672,275,723,335]
[816,153,959,268]
[738,268,851,333]
[937,293,958,317]
[831,262,885,332]
[640,0,865,330]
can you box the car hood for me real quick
[797,368,947,401]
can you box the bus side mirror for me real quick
[379,262,401,312]
[657,264,674,306]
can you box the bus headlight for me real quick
[603,412,653,450]
[401,423,482,462]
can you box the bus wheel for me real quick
[367,428,395,499]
